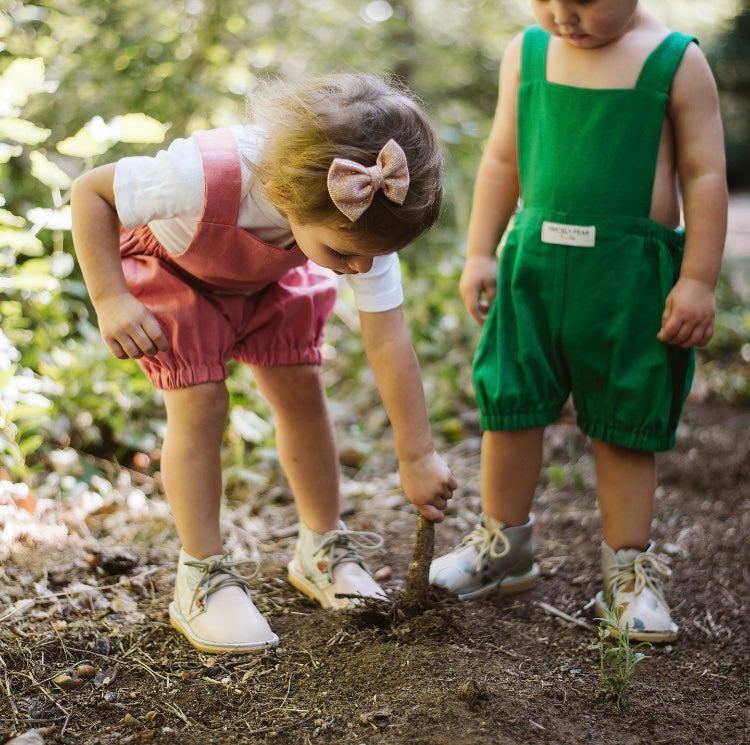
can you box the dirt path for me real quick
[1,396,748,745]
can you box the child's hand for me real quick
[398,451,458,523]
[657,277,716,348]
[460,255,497,323]
[95,292,169,359]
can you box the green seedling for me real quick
[591,605,651,709]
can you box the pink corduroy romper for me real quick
[119,128,338,390]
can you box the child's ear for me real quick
[263,180,287,207]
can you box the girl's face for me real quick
[531,0,639,48]
[288,220,386,275]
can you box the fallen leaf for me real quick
[52,673,84,690]
[76,664,97,679]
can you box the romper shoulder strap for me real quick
[636,32,698,93]
[520,25,549,83]
[193,128,242,225]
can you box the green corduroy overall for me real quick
[474,26,697,451]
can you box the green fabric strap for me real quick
[636,32,697,93]
[516,25,697,217]
[520,26,697,92]
[520,25,548,82]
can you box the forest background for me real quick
[1,0,749,529]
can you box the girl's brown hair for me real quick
[249,73,442,252]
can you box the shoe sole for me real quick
[593,593,678,644]
[287,560,336,608]
[288,559,370,609]
[456,563,540,601]
[287,560,388,609]
[168,602,280,654]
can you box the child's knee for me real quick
[253,364,326,411]
[167,382,229,423]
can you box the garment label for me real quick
[541,221,596,247]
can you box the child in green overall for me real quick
[430,0,727,642]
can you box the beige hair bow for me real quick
[327,139,410,222]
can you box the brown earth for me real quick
[1,391,748,745]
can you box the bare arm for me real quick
[359,306,457,522]
[71,165,168,358]
[460,33,523,324]
[657,43,728,348]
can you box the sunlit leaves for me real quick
[26,206,72,232]
[29,151,71,190]
[50,251,75,278]
[0,209,26,228]
[57,113,169,157]
[0,331,54,476]
[56,127,114,158]
[0,229,44,259]
[0,143,23,163]
[0,57,54,111]
[109,114,171,144]
[229,407,274,445]
[0,118,51,145]
[0,256,59,293]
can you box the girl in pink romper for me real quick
[71,74,457,654]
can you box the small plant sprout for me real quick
[591,605,651,709]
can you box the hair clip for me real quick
[327,139,409,222]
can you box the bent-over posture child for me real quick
[72,73,457,654]
[430,0,727,642]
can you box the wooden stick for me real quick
[402,514,434,614]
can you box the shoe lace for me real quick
[606,552,672,600]
[462,522,511,573]
[185,555,260,606]
[315,528,384,582]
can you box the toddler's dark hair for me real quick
[249,73,442,252]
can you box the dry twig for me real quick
[402,514,435,615]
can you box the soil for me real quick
[1,391,748,745]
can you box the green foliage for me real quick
[543,439,590,492]
[591,605,652,710]
[696,260,750,402]
[0,0,747,490]
[0,48,172,483]
[545,461,587,493]
[708,0,750,188]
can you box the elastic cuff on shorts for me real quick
[480,407,560,431]
[580,419,676,452]
[141,362,228,390]
[236,343,323,368]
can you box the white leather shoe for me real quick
[429,513,539,600]
[169,548,279,654]
[287,520,387,608]
[594,541,678,643]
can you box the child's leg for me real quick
[590,438,677,642]
[430,428,544,599]
[162,382,228,559]
[481,428,545,524]
[249,364,340,533]
[590,439,655,550]
[162,381,278,653]
[249,363,385,608]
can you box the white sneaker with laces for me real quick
[287,520,387,608]
[594,541,678,643]
[429,513,539,600]
[169,548,279,654]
